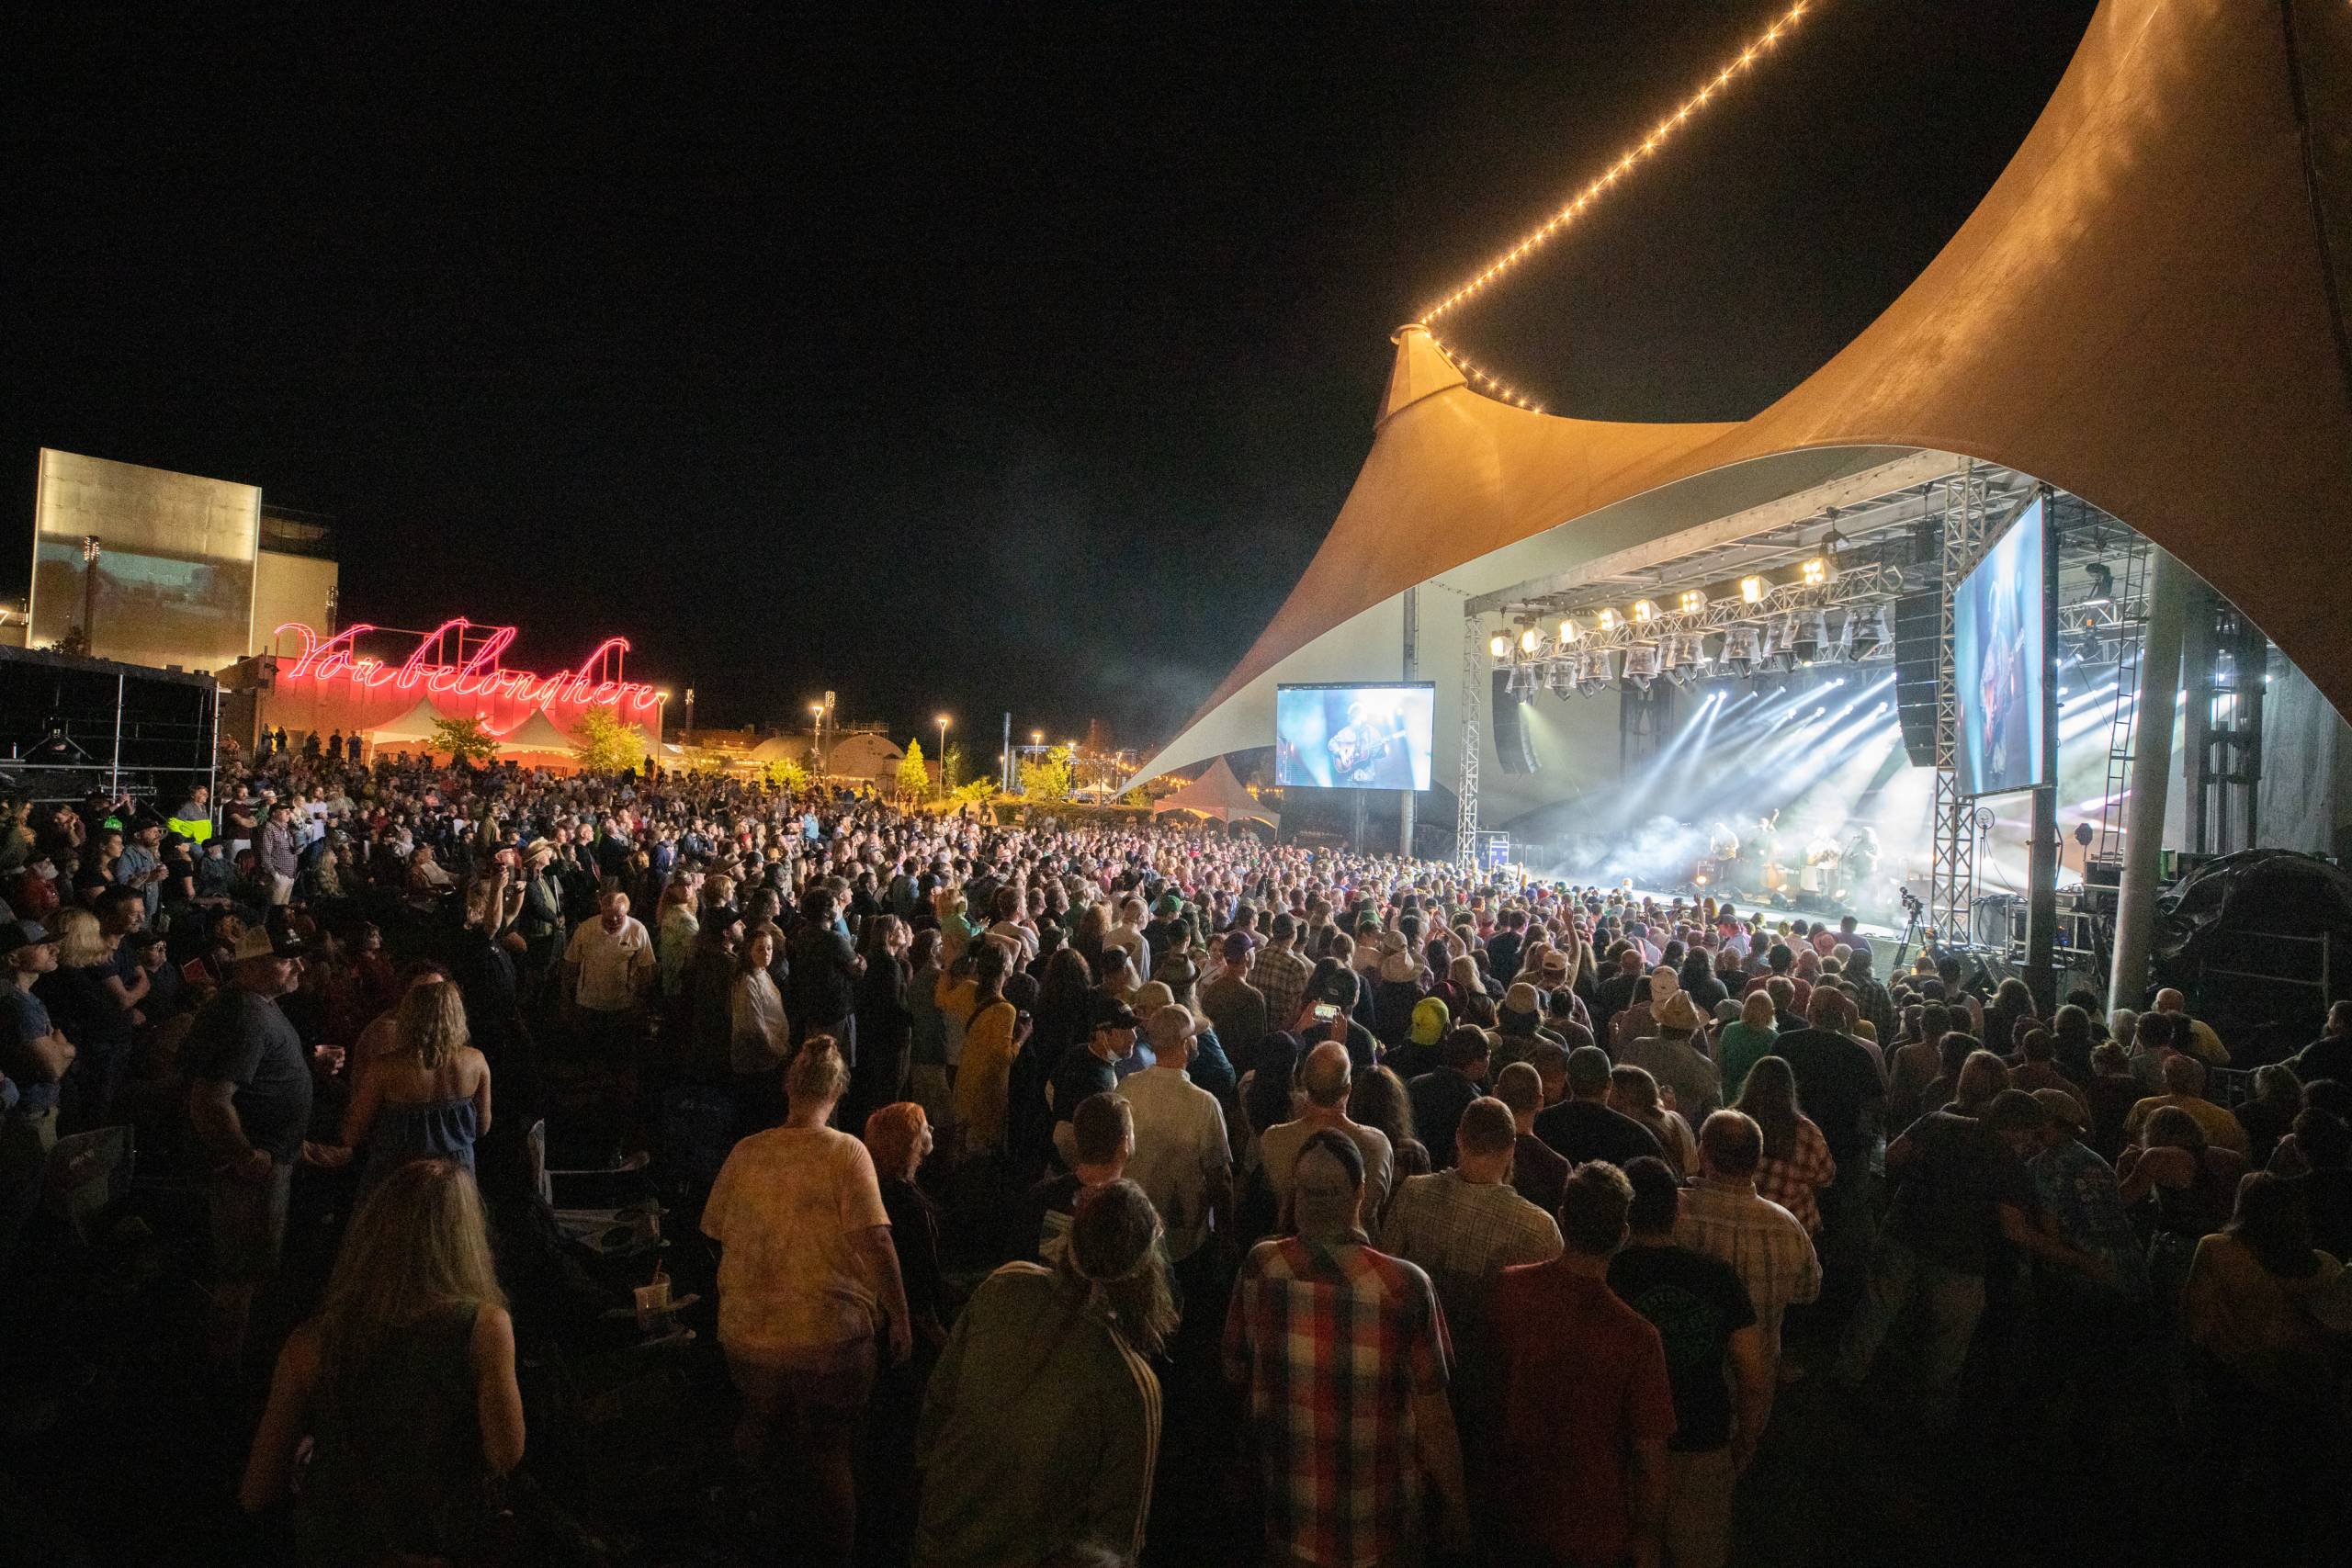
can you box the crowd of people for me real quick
[3,747,2349,1566]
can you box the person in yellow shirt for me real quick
[947,946,1028,1159]
[2122,1053,2249,1155]
[2152,988,2230,1065]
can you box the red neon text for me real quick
[273,620,665,713]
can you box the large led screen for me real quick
[1952,494,2048,797]
[29,449,259,674]
[1275,683,1435,791]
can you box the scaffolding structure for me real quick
[1928,463,1996,945]
[1457,617,1483,868]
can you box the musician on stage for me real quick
[1323,698,1417,789]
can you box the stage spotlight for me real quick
[1633,599,1658,625]
[1597,608,1620,632]
[1557,615,1579,645]
[1799,556,1833,587]
[1505,662,1538,697]
[1850,602,1893,660]
[1622,643,1661,691]
[1830,612,1857,663]
[1678,589,1707,615]
[1520,625,1544,657]
[1543,659,1576,696]
[1578,649,1616,696]
[1488,631,1511,660]
[1739,575,1767,604]
[1720,625,1761,675]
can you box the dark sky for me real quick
[11,1,2098,748]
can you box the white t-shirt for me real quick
[566,915,654,1013]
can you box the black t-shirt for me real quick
[1609,1243,1758,1451]
[2290,1034,2352,1087]
[183,987,314,1163]
[1511,1133,1569,1220]
[1886,1111,2034,1275]
[1049,1048,1119,1127]
[1768,1029,1883,1171]
[787,924,857,1028]
[1408,1069,1483,1170]
[1533,1099,1666,1169]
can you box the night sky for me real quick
[11,1,2098,750]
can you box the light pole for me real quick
[935,713,951,789]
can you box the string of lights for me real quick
[1419,0,1821,367]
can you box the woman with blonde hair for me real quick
[38,904,142,1133]
[241,1159,525,1562]
[1718,989,1781,1100]
[320,978,492,1194]
[703,1035,910,1566]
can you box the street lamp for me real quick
[1030,729,1043,747]
[934,714,952,786]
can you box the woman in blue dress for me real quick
[321,977,492,1194]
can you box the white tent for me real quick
[1152,757,1278,829]
[369,698,465,745]
[497,709,575,755]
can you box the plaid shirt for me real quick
[1224,1235,1452,1567]
[1378,1171,1563,1347]
[1673,1177,1821,1362]
[1250,943,1313,1039]
[1752,1116,1838,1235]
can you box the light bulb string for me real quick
[1414,1,1822,416]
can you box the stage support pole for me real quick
[2109,547,2189,1014]
[2027,784,2059,1010]
[1399,586,1418,859]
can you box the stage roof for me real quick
[1134,0,2352,794]
[1152,756,1277,828]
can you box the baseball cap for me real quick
[0,919,51,957]
[1090,996,1141,1033]
[1222,931,1255,963]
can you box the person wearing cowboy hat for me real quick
[1,919,74,1269]
[1624,989,1724,1125]
[184,920,310,1369]
[514,837,567,985]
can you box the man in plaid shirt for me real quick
[1225,1130,1471,1565]
[1674,1111,1822,1366]
[1248,911,1314,1044]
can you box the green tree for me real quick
[571,705,648,773]
[1018,743,1074,803]
[896,737,932,800]
[943,742,966,793]
[764,757,809,793]
[430,716,499,766]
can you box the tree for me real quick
[571,705,647,774]
[764,757,809,793]
[896,737,932,800]
[431,716,500,766]
[1018,742,1074,803]
[943,741,966,793]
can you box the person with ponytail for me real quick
[915,1179,1172,1567]
[702,1032,910,1567]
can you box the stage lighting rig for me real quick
[1721,624,1762,675]
[1578,649,1615,697]
[1622,643,1662,692]
[1488,630,1512,661]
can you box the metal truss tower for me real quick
[1929,463,1995,945]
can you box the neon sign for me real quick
[273,620,665,713]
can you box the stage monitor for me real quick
[1274,682,1435,791]
[1952,493,2050,798]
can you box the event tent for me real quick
[369,698,464,746]
[1152,756,1278,829]
[497,709,575,756]
[1134,0,2352,798]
